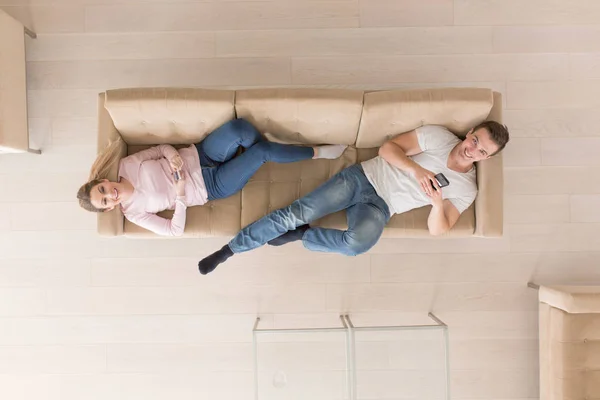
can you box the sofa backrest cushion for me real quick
[104,88,235,145]
[356,88,494,148]
[235,88,364,145]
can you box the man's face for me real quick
[460,128,500,163]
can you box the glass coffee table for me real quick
[253,313,450,400]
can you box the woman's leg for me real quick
[198,118,262,164]
[207,140,314,199]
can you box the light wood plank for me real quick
[430,283,538,312]
[85,2,359,32]
[451,339,538,370]
[371,253,538,283]
[0,5,85,33]
[0,144,96,173]
[326,282,536,312]
[217,27,492,57]
[493,25,600,53]
[0,172,88,203]
[51,117,96,145]
[9,201,95,231]
[92,254,370,287]
[27,32,215,61]
[505,195,570,224]
[326,283,436,312]
[440,311,539,340]
[507,81,600,109]
[571,54,600,80]
[27,58,291,89]
[532,251,600,284]
[0,345,106,374]
[0,372,254,400]
[27,90,99,118]
[451,369,539,398]
[0,315,260,345]
[570,195,600,223]
[0,288,46,316]
[273,311,434,330]
[455,0,600,25]
[502,138,541,167]
[27,118,52,149]
[359,0,453,27]
[542,137,600,166]
[0,208,11,232]
[505,166,600,195]
[0,259,91,287]
[45,284,327,315]
[509,223,600,252]
[107,343,252,373]
[357,370,446,399]
[504,109,600,137]
[371,235,511,254]
[292,54,569,84]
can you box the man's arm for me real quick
[378,130,422,173]
[427,196,461,236]
[379,130,439,196]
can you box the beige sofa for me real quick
[97,87,504,238]
[537,285,600,400]
[0,10,40,154]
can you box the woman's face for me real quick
[90,179,124,211]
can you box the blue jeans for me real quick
[196,119,314,201]
[229,164,391,256]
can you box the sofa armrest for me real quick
[474,91,504,237]
[540,285,600,314]
[97,93,127,237]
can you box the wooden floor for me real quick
[1,0,599,399]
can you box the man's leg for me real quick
[199,118,262,164]
[303,201,389,256]
[198,165,364,274]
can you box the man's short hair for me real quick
[472,121,510,155]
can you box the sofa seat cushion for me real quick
[123,194,241,238]
[241,147,357,228]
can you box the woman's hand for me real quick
[175,170,186,197]
[170,154,184,172]
[412,166,438,197]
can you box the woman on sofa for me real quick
[77,118,347,236]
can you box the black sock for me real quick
[267,225,310,246]
[198,244,234,275]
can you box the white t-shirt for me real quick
[361,125,477,216]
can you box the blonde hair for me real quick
[77,137,123,212]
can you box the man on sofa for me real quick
[198,121,510,275]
